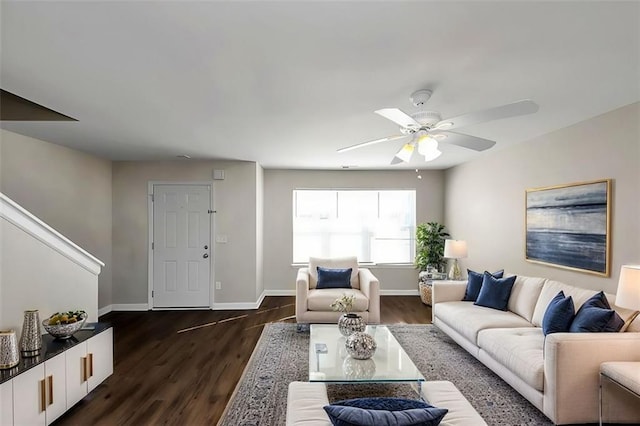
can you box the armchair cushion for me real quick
[308,288,369,312]
[316,267,353,289]
[310,257,360,289]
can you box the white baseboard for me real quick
[261,289,419,296]
[211,301,262,310]
[380,289,420,296]
[97,305,113,317]
[264,289,295,296]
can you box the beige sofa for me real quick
[286,381,487,426]
[296,256,380,325]
[432,274,640,425]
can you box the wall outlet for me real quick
[215,281,222,290]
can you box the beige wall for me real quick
[263,169,445,293]
[444,102,640,293]
[112,160,259,305]
[1,218,99,338]
[0,129,112,308]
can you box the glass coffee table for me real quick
[309,324,425,391]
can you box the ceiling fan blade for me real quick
[337,134,406,153]
[375,108,421,130]
[438,131,497,151]
[434,99,538,131]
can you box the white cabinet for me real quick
[87,328,113,392]
[1,380,12,425]
[66,327,113,406]
[11,353,67,426]
[12,363,45,425]
[1,326,112,426]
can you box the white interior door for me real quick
[153,184,211,308]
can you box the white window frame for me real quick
[292,189,416,265]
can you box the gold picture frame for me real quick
[525,178,611,276]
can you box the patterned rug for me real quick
[217,323,552,426]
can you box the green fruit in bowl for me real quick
[48,310,86,325]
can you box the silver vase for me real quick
[337,313,366,337]
[345,331,377,360]
[20,310,42,357]
[0,330,19,369]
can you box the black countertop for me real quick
[0,322,111,384]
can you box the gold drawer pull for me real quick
[82,356,87,382]
[88,353,94,378]
[39,379,46,413]
[48,375,54,405]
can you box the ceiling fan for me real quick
[338,89,539,164]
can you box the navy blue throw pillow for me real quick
[569,291,624,333]
[463,269,504,301]
[474,272,516,311]
[542,291,575,335]
[316,267,352,289]
[324,397,448,426]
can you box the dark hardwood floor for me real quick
[53,296,431,426]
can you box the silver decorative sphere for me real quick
[344,331,377,360]
[337,313,366,337]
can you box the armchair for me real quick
[295,256,380,325]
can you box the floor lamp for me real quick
[444,239,468,281]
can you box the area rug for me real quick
[217,323,553,425]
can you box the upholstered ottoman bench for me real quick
[286,381,487,426]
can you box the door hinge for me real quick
[151,194,154,202]
[208,209,215,214]
[152,291,154,298]
[152,242,154,250]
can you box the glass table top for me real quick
[309,324,425,383]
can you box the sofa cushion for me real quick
[307,288,369,312]
[434,301,533,345]
[324,398,448,426]
[463,269,504,302]
[477,327,545,391]
[475,273,516,311]
[309,257,360,289]
[531,280,603,327]
[542,291,575,335]
[505,274,546,322]
[316,267,353,289]
[569,291,624,332]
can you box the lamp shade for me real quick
[615,265,640,310]
[444,239,468,259]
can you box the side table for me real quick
[599,361,640,426]
[419,279,466,306]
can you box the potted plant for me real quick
[415,222,450,305]
[415,222,450,273]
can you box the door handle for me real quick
[203,253,209,259]
[204,245,208,249]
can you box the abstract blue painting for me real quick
[526,179,611,276]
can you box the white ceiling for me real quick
[1,1,638,170]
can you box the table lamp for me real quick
[444,239,468,280]
[615,265,640,324]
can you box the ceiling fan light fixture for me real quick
[394,143,414,163]
[417,137,438,155]
[422,148,442,162]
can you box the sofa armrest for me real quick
[432,281,467,305]
[543,332,640,424]
[295,268,310,322]
[358,268,380,324]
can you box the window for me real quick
[293,189,416,264]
